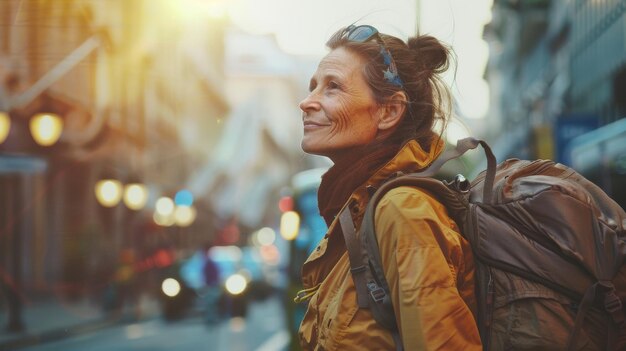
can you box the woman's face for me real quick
[299,47,382,161]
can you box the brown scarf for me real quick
[317,144,400,226]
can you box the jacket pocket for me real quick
[321,282,359,338]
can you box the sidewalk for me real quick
[0,295,159,351]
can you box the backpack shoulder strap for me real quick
[339,204,403,351]
[338,204,397,325]
[338,206,370,309]
[339,137,496,348]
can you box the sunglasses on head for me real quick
[340,25,404,88]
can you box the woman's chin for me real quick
[300,143,318,155]
[301,140,327,157]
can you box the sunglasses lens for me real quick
[347,26,377,42]
[340,24,404,87]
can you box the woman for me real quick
[295,24,482,350]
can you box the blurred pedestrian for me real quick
[201,242,221,324]
[202,246,219,287]
[294,24,482,350]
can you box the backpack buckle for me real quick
[367,282,387,303]
[452,174,471,193]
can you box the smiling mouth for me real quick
[303,121,330,128]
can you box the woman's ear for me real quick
[377,91,408,131]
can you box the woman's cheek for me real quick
[332,103,353,133]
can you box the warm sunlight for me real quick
[225,0,491,119]
[227,0,418,56]
[420,0,493,119]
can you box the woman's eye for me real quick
[328,81,341,90]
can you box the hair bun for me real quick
[407,35,450,74]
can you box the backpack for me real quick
[338,137,626,351]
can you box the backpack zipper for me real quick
[485,271,494,328]
[484,267,495,351]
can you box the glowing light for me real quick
[30,113,63,146]
[123,183,148,210]
[153,211,175,227]
[154,249,174,267]
[0,112,10,144]
[280,211,300,240]
[174,190,194,206]
[174,205,197,227]
[208,245,243,262]
[278,196,293,212]
[155,197,175,216]
[259,244,280,265]
[225,273,248,295]
[95,179,123,207]
[257,227,276,246]
[161,278,181,297]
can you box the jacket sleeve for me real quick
[374,186,482,350]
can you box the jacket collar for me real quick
[369,138,443,187]
[300,138,444,288]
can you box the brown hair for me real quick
[326,26,453,150]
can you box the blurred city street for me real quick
[1,0,625,350]
[1,294,289,351]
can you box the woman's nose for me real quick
[299,93,320,112]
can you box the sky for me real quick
[226,0,494,122]
[419,0,493,121]
[228,0,419,57]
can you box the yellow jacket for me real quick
[297,139,482,350]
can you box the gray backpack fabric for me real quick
[339,138,626,350]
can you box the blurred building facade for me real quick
[483,0,626,205]
[187,28,323,233]
[0,0,228,310]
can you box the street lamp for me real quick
[29,112,63,146]
[155,196,175,216]
[153,196,175,226]
[0,111,10,144]
[153,212,175,227]
[173,205,197,227]
[95,179,123,207]
[123,183,148,210]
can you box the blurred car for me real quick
[157,244,278,321]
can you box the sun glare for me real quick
[227,0,417,56]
